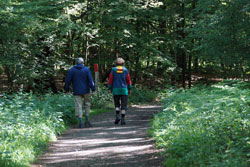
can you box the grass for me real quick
[128,87,158,104]
[151,80,250,167]
[0,85,113,167]
[0,92,69,167]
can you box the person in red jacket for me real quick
[108,58,132,125]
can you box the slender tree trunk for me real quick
[4,66,14,90]
[85,0,90,65]
[115,33,119,58]
[194,57,198,73]
[146,55,150,68]
[66,7,74,64]
[188,0,197,88]
[158,6,167,75]
[132,53,140,84]
[188,55,192,88]
[176,1,186,88]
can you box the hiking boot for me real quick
[114,118,121,124]
[84,121,92,128]
[121,118,126,125]
[78,118,83,128]
[78,123,83,128]
[114,113,121,124]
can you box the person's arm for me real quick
[87,69,96,92]
[64,69,73,93]
[107,71,114,91]
[126,72,132,90]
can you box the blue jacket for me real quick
[64,64,95,95]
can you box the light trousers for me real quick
[74,94,91,118]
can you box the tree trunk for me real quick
[194,57,198,73]
[188,0,197,88]
[4,66,14,91]
[85,0,90,65]
[188,55,192,88]
[176,1,186,88]
[132,54,140,84]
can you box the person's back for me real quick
[65,57,95,128]
[109,66,130,95]
[67,64,95,95]
[108,58,132,125]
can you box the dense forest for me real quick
[0,0,249,92]
[0,0,249,167]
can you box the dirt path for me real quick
[32,105,164,167]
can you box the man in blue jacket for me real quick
[64,57,95,128]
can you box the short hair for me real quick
[115,58,125,66]
[76,57,84,64]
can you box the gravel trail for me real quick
[32,105,164,167]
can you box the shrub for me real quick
[91,84,113,108]
[0,85,115,167]
[152,81,250,167]
[0,92,72,166]
[128,87,158,104]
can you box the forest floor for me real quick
[31,105,164,167]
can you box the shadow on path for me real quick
[32,105,164,167]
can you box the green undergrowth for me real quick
[93,84,158,105]
[0,85,113,167]
[0,83,156,167]
[91,86,113,110]
[0,93,70,167]
[152,81,250,167]
[128,86,158,104]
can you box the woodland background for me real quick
[0,1,250,167]
[0,0,249,93]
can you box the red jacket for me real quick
[108,66,132,95]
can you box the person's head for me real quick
[115,58,125,66]
[76,57,84,64]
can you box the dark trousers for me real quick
[113,95,128,112]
